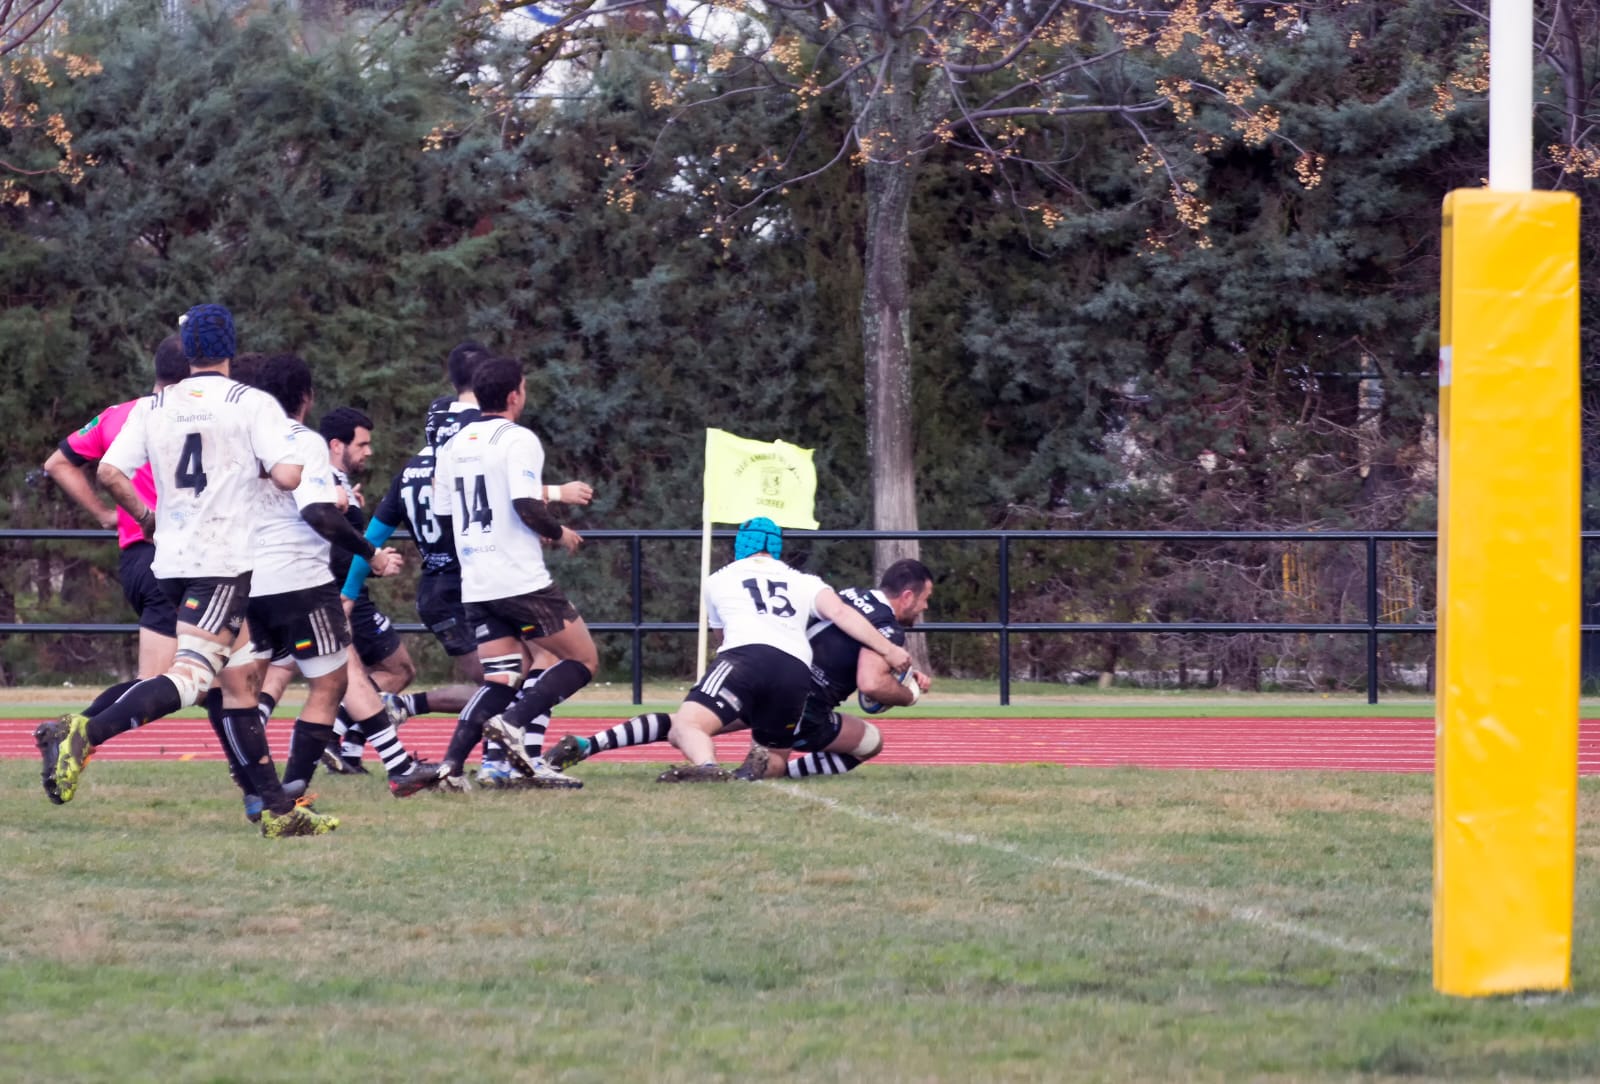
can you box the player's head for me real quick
[152,335,188,389]
[735,517,783,560]
[180,303,235,367]
[472,357,525,414]
[320,406,375,474]
[879,558,934,626]
[244,353,314,420]
[447,341,488,392]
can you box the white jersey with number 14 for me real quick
[705,554,830,665]
[433,417,552,603]
[100,372,303,579]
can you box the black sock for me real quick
[83,680,137,718]
[205,689,254,798]
[283,720,338,790]
[400,691,429,716]
[444,683,518,767]
[219,709,291,814]
[592,712,672,753]
[85,675,183,746]
[503,660,590,727]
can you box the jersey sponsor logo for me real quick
[878,625,897,639]
[521,469,539,481]
[78,414,103,435]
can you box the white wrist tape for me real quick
[545,484,561,501]
[899,667,922,704]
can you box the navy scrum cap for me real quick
[181,303,236,361]
[735,517,783,560]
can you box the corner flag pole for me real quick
[1488,0,1532,191]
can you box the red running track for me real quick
[6,715,1600,773]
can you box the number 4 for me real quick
[175,433,207,494]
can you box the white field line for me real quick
[770,783,1408,968]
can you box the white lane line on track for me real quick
[770,782,1408,968]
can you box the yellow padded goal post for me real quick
[1434,189,1580,996]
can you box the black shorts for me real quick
[686,644,812,749]
[349,592,403,667]
[160,572,251,637]
[466,584,581,644]
[417,572,476,657]
[791,694,845,752]
[119,542,176,637]
[247,583,351,662]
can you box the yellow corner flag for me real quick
[702,428,818,530]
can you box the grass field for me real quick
[5,760,1600,1082]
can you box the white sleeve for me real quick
[803,573,832,620]
[704,573,725,630]
[100,399,151,476]
[291,440,337,512]
[246,391,302,468]
[505,427,545,503]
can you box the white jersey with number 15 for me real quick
[100,372,303,580]
[705,553,830,665]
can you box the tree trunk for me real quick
[860,157,921,575]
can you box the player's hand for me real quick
[341,596,356,618]
[883,644,912,675]
[370,547,403,577]
[98,509,119,530]
[555,481,594,506]
[350,483,364,509]
[557,526,583,554]
[912,669,932,693]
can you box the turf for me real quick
[4,762,1600,1082]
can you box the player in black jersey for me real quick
[544,558,935,780]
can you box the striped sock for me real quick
[520,713,551,760]
[787,752,861,778]
[367,724,414,773]
[591,712,671,753]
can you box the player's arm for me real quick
[300,503,401,575]
[814,589,912,675]
[96,462,156,538]
[511,497,581,554]
[342,515,400,600]
[856,648,928,708]
[43,445,118,529]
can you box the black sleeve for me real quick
[57,438,91,467]
[511,497,564,542]
[301,503,379,561]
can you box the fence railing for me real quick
[0,526,1468,704]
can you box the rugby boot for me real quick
[33,719,67,804]
[388,759,442,798]
[544,734,590,772]
[49,713,94,803]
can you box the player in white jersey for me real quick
[648,517,912,782]
[32,305,331,838]
[229,355,435,811]
[424,356,595,791]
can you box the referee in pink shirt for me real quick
[42,335,189,678]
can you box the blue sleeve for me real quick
[341,516,398,600]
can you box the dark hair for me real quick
[153,335,189,386]
[243,354,313,418]
[879,558,933,598]
[319,406,374,445]
[447,341,488,392]
[230,352,268,387]
[472,357,524,413]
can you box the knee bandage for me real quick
[169,635,226,706]
[849,722,883,760]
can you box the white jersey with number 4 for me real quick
[433,417,551,602]
[250,425,339,596]
[705,554,831,665]
[101,372,303,579]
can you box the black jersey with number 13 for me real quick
[374,448,460,575]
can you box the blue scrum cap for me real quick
[735,517,783,560]
[180,304,236,362]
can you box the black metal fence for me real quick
[0,526,1463,704]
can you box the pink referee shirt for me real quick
[63,399,157,551]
